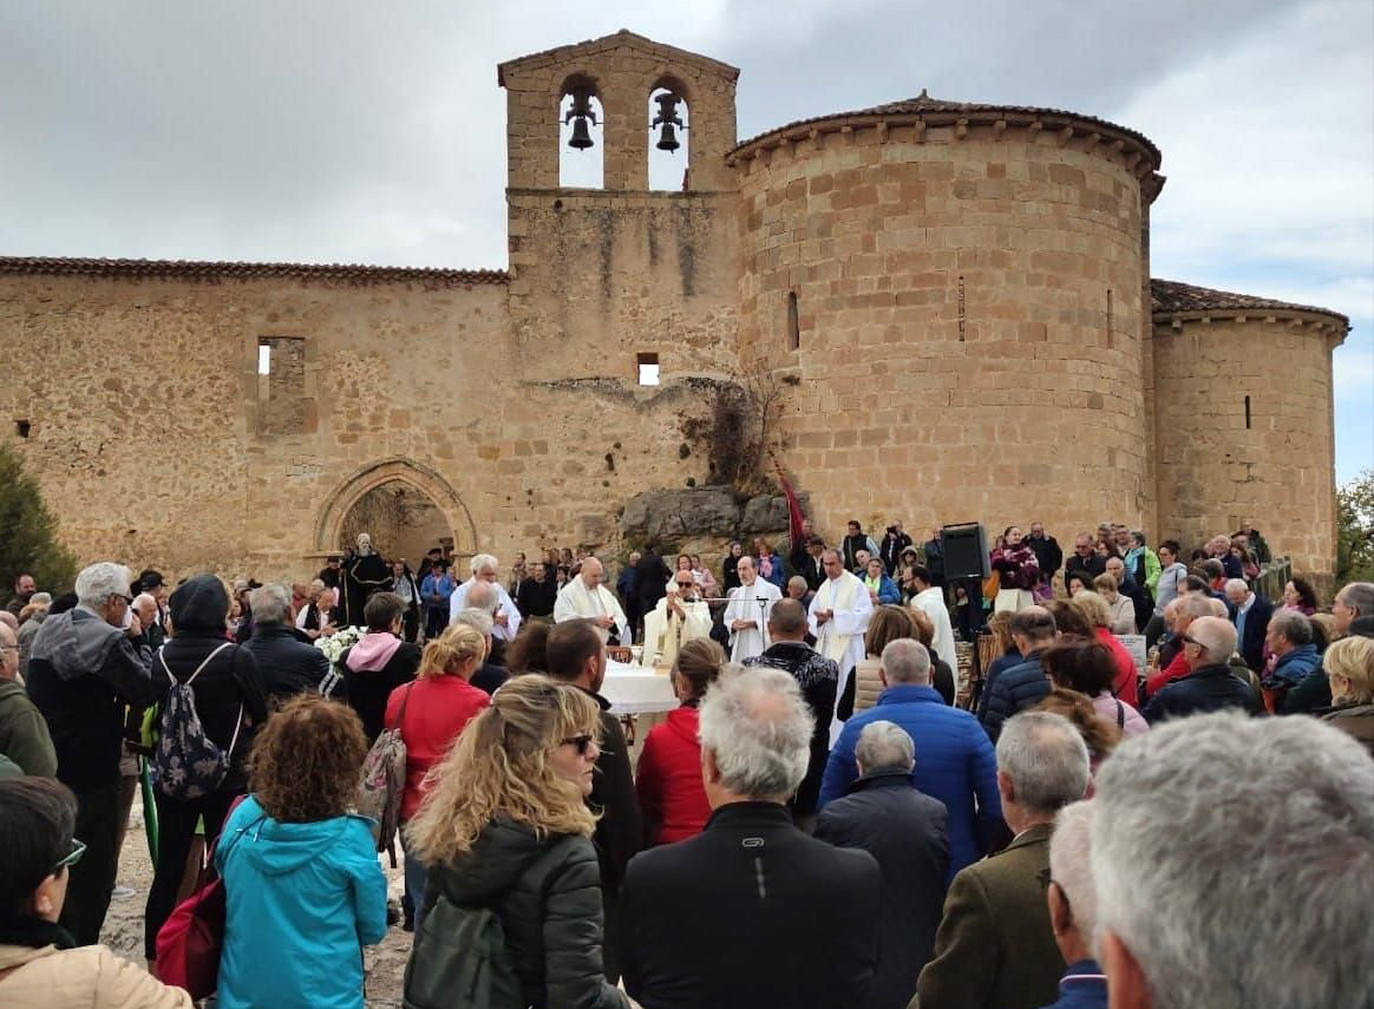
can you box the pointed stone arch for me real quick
[312,457,477,562]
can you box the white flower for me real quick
[316,626,364,666]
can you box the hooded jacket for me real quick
[156,575,268,792]
[0,679,56,776]
[25,607,162,790]
[635,704,710,845]
[422,819,629,1009]
[215,795,387,1009]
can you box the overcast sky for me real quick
[3,0,1370,481]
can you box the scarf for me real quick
[345,630,403,673]
[0,915,75,950]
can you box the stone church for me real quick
[0,30,1348,580]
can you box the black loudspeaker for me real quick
[941,523,990,580]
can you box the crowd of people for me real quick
[1,511,1372,1009]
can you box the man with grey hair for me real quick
[1146,593,1216,698]
[1040,801,1106,1009]
[131,592,164,650]
[243,583,334,703]
[914,711,1090,1009]
[1091,712,1374,1009]
[821,638,1001,876]
[1333,580,1374,637]
[622,666,881,1009]
[447,552,521,642]
[1223,577,1273,672]
[452,606,508,695]
[816,720,950,1007]
[1143,615,1260,723]
[1262,609,1324,713]
[26,561,166,944]
[0,618,56,775]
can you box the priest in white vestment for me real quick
[552,557,631,645]
[448,553,522,642]
[724,556,782,663]
[807,548,873,745]
[642,570,713,669]
[909,567,959,690]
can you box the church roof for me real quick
[731,90,1161,168]
[1150,278,1349,329]
[497,29,739,85]
[0,256,508,287]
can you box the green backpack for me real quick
[402,835,579,1009]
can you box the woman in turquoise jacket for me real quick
[216,696,387,1009]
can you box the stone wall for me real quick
[736,117,1157,542]
[1152,314,1343,577]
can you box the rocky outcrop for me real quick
[618,487,805,547]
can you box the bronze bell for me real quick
[652,92,683,152]
[568,116,594,150]
[564,86,598,151]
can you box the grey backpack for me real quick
[152,643,243,801]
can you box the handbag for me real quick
[981,569,1001,602]
[154,797,257,999]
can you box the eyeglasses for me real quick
[54,837,86,873]
[1182,635,1201,647]
[561,734,595,756]
[114,594,133,605]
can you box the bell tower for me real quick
[495,31,742,384]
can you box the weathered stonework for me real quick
[0,30,1349,581]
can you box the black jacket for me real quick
[1142,663,1262,724]
[583,689,642,895]
[879,531,913,575]
[1064,553,1105,584]
[516,577,557,618]
[814,773,950,1009]
[243,623,332,705]
[978,649,1052,743]
[341,640,421,744]
[26,607,165,791]
[634,553,671,611]
[1119,574,1152,632]
[1233,595,1275,672]
[744,642,838,814]
[621,801,881,1009]
[424,819,629,1009]
[155,575,269,792]
[1026,534,1063,579]
[471,661,510,696]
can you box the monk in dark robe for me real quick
[341,532,393,626]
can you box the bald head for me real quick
[0,611,17,633]
[737,555,756,584]
[0,621,17,679]
[1189,616,1238,664]
[132,593,159,626]
[1224,579,1252,607]
[768,598,808,640]
[580,556,604,588]
[466,580,497,612]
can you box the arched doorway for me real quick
[313,457,478,566]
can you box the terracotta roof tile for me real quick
[1150,278,1348,328]
[732,90,1160,166]
[0,256,508,287]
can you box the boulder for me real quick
[619,486,741,544]
[740,494,790,534]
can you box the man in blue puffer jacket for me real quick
[819,639,1003,876]
[1263,610,1325,713]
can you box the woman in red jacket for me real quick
[387,622,488,931]
[634,637,726,845]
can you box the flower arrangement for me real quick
[316,626,363,666]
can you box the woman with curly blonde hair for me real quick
[216,695,386,1009]
[403,675,630,1009]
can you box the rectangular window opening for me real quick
[787,291,800,351]
[257,336,308,434]
[957,275,966,342]
[1106,287,1114,348]
[257,342,272,375]
[637,352,661,386]
[1244,395,1252,430]
[14,419,31,439]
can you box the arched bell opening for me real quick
[648,80,690,192]
[559,74,605,188]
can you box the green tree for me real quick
[0,441,78,597]
[1336,468,1374,587]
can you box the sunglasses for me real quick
[55,837,86,873]
[561,734,596,756]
